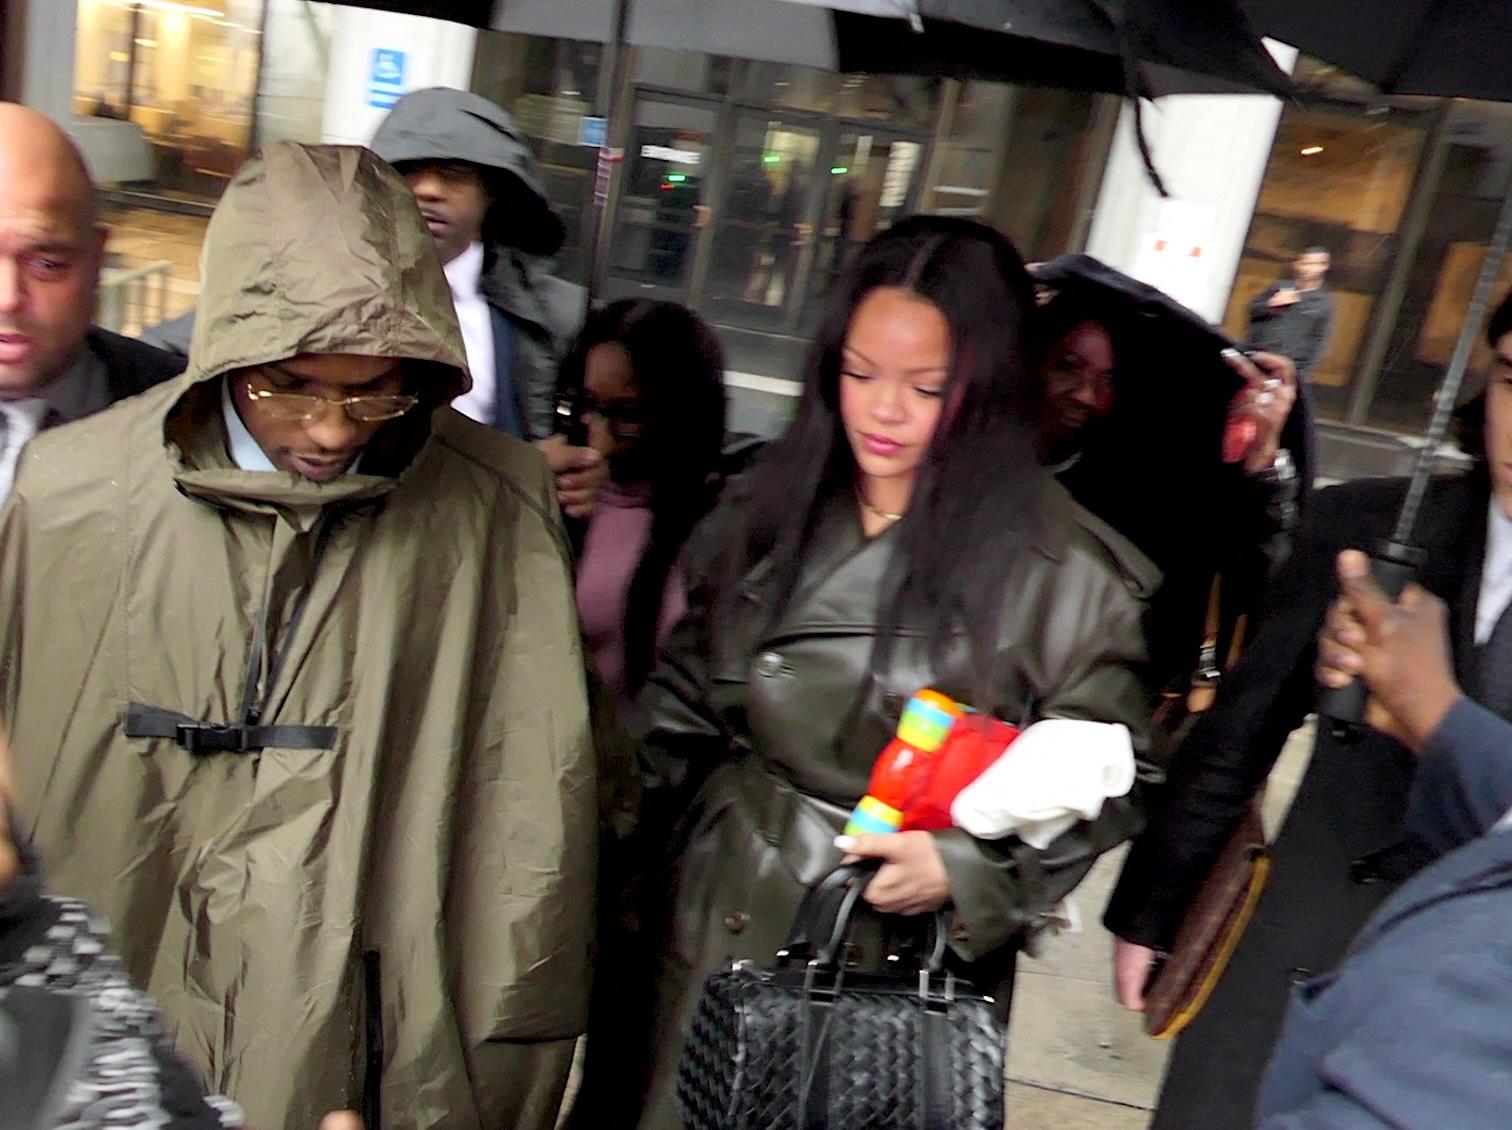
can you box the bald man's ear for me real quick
[85,224,108,285]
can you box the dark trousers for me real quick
[1149,732,1417,1128]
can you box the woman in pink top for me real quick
[559,300,727,1129]
[564,299,728,704]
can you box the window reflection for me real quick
[1222,99,1431,420]
[74,0,263,200]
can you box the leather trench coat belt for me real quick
[632,479,1161,1128]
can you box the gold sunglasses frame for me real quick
[244,381,419,423]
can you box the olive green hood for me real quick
[166,142,473,515]
[186,141,468,398]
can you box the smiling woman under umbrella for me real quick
[1032,254,1314,702]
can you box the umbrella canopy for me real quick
[321,0,1291,98]
[1243,0,1512,101]
[825,0,1293,98]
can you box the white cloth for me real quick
[443,241,496,424]
[0,397,48,501]
[1477,497,1512,644]
[221,379,278,471]
[949,719,1136,848]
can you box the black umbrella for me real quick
[322,0,1290,287]
[1032,254,1314,680]
[325,0,1291,100]
[1240,0,1512,724]
[831,0,1293,99]
[1243,0,1512,101]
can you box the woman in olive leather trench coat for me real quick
[632,218,1159,1127]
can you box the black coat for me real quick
[1104,471,1490,1128]
[1246,283,1334,377]
[86,326,186,404]
[634,480,1159,1127]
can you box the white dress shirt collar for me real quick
[0,397,49,501]
[443,242,498,426]
[444,240,485,300]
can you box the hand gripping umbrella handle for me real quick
[1317,540,1422,740]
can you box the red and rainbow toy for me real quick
[845,689,1021,835]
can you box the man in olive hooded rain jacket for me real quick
[1,142,595,1130]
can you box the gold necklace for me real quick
[856,486,905,523]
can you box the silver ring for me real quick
[1255,391,1275,408]
[1263,377,1283,390]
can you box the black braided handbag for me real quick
[677,862,1006,1129]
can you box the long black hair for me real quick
[558,299,728,693]
[731,215,1047,709]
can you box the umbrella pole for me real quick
[1394,181,1512,544]
[584,0,633,302]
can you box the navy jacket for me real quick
[1258,700,1512,1127]
[1407,697,1512,854]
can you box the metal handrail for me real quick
[97,259,174,336]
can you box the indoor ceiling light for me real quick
[1300,145,1325,156]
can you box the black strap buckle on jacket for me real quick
[174,721,252,753]
[123,703,336,754]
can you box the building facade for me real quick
[38,4,1508,460]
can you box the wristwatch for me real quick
[1251,446,1295,486]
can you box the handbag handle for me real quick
[783,860,950,974]
[782,860,882,964]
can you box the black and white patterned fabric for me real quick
[1,863,243,1130]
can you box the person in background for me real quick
[372,87,606,518]
[3,142,594,1130]
[566,299,728,707]
[1251,552,1512,1128]
[1246,246,1334,379]
[369,87,584,443]
[628,216,1158,1127]
[0,103,182,501]
[558,298,727,1128]
[1035,280,1302,688]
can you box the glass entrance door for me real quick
[603,95,719,302]
[703,113,929,334]
[702,110,824,333]
[798,127,927,335]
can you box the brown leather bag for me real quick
[1142,797,1270,1038]
[1140,591,1272,1039]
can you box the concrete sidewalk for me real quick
[1004,722,1316,1128]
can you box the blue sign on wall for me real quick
[368,49,407,110]
[577,116,608,149]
